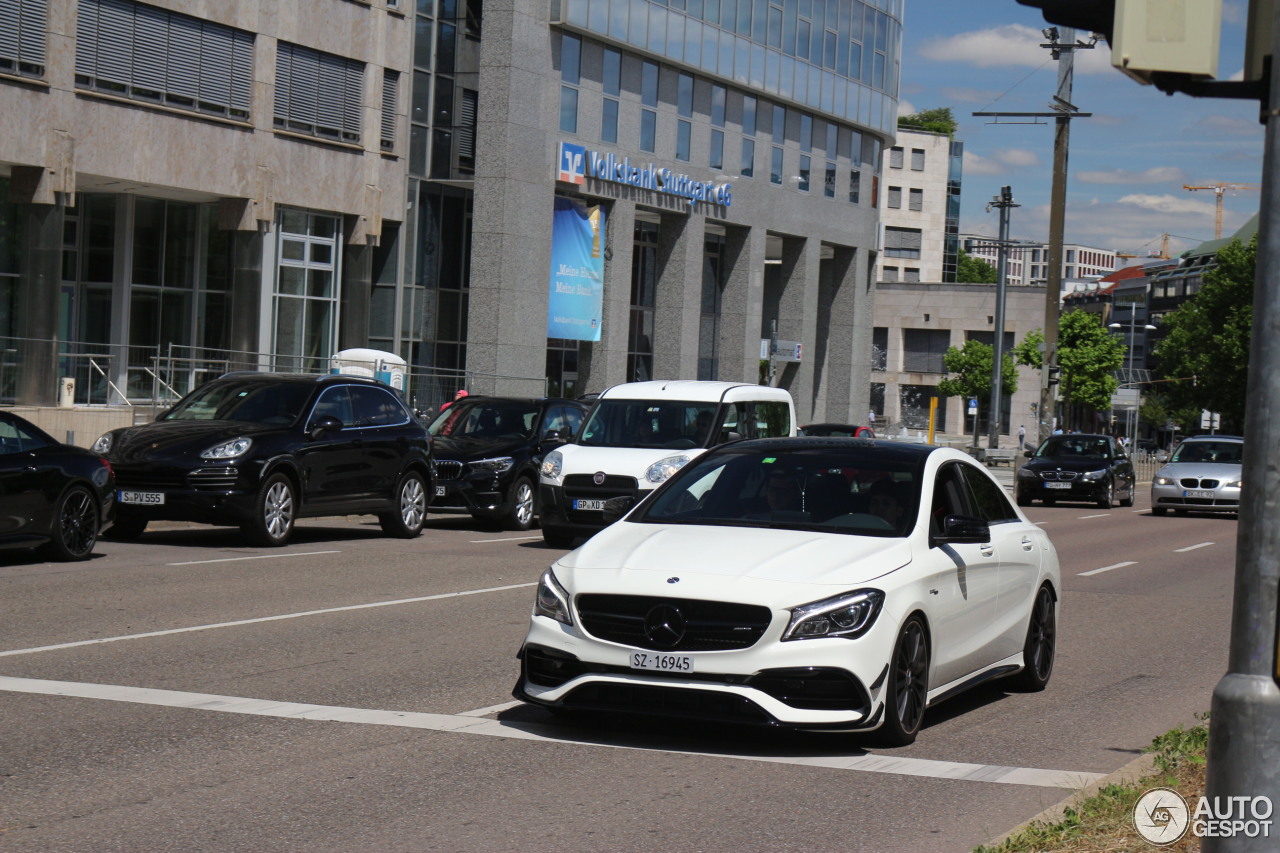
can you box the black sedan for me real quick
[92,373,433,546]
[427,396,586,530]
[0,410,114,561]
[1015,433,1136,509]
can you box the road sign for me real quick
[770,340,802,362]
[968,398,978,415]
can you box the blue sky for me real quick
[897,1,1264,260]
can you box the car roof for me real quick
[598,380,793,402]
[1181,434,1243,442]
[216,371,389,388]
[448,395,584,406]
[718,436,938,462]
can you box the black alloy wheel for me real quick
[506,475,536,531]
[1009,584,1057,692]
[380,470,427,538]
[242,472,296,547]
[1097,481,1114,510]
[877,616,929,746]
[42,485,99,562]
[105,515,148,541]
[1120,478,1135,507]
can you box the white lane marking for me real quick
[1079,562,1137,577]
[459,700,523,717]
[468,535,544,543]
[0,582,537,658]
[1077,514,1111,520]
[169,550,341,566]
[1175,542,1215,553]
[0,676,1104,790]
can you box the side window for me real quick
[752,400,792,438]
[349,386,405,427]
[0,418,49,455]
[960,465,1019,524]
[544,405,583,438]
[719,403,742,441]
[312,387,354,425]
[930,463,972,534]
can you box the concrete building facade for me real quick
[875,127,960,284]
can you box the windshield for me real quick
[1171,441,1243,464]
[163,379,313,425]
[428,399,540,440]
[1033,436,1114,461]
[635,447,922,538]
[578,399,720,449]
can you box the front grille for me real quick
[1180,478,1220,489]
[561,682,775,725]
[1040,470,1078,482]
[435,460,464,480]
[113,468,189,490]
[576,594,772,652]
[563,473,639,498]
[187,466,240,489]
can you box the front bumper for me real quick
[538,479,652,537]
[430,475,512,518]
[512,611,894,731]
[1016,476,1110,503]
[112,464,259,524]
[1151,483,1241,513]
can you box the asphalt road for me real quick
[0,488,1238,853]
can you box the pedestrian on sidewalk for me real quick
[1017,424,1025,449]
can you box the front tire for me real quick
[380,471,427,538]
[242,473,296,547]
[877,616,929,747]
[1097,482,1114,510]
[1009,584,1056,692]
[42,485,99,562]
[505,476,536,531]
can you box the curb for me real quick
[981,751,1159,849]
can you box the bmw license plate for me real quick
[573,499,605,511]
[435,485,446,497]
[1045,482,1071,490]
[630,652,693,673]
[1185,489,1215,499]
[119,490,165,505]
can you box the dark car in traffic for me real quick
[427,396,586,530]
[798,423,876,438]
[92,373,433,546]
[0,411,115,561]
[1015,433,1135,509]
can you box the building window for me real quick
[710,130,724,170]
[886,186,901,209]
[274,42,364,143]
[1,0,47,78]
[699,235,726,380]
[882,266,899,282]
[871,327,888,370]
[904,267,920,282]
[741,137,755,178]
[770,146,783,185]
[889,146,904,169]
[871,174,879,208]
[885,226,922,259]
[629,220,659,383]
[559,85,577,133]
[742,94,756,135]
[903,329,949,373]
[909,187,923,211]
[901,384,945,430]
[640,109,656,152]
[711,84,725,126]
[559,33,579,133]
[76,0,253,120]
[849,169,860,203]
[911,148,925,170]
[457,88,477,172]
[274,210,340,371]
[601,47,620,143]
[380,70,400,152]
[601,98,618,143]
[824,162,836,198]
[798,155,810,192]
[641,59,658,107]
[676,119,691,161]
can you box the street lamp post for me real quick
[1109,311,1156,448]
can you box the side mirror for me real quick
[936,514,990,545]
[540,429,569,450]
[309,415,343,439]
[601,495,637,524]
[1023,449,1034,459]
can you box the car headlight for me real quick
[541,450,564,482]
[1225,478,1243,488]
[534,568,572,625]
[782,589,885,641]
[92,432,113,454]
[1080,469,1108,482]
[200,437,253,460]
[1154,475,1176,486]
[471,456,514,474]
[645,454,690,484]
[1017,467,1038,479]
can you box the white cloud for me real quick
[998,148,1040,167]
[896,98,917,118]
[963,148,1040,176]
[919,24,1112,75]
[1115,194,1219,216]
[939,86,1002,104]
[1195,114,1263,136]
[1077,166,1188,185]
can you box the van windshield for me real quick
[578,400,721,449]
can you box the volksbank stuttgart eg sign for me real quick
[558,142,733,208]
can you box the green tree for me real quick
[937,339,1018,446]
[898,107,958,137]
[1013,329,1045,369]
[1152,235,1254,433]
[956,248,999,284]
[1057,309,1126,417]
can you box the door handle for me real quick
[980,546,994,557]
[1022,537,1035,551]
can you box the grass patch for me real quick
[975,714,1209,852]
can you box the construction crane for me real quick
[1116,234,1173,260]
[1183,183,1261,239]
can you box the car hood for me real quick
[1156,462,1243,481]
[556,521,913,605]
[552,445,709,480]
[108,419,287,462]
[432,434,529,461]
[1021,456,1117,473]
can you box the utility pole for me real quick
[986,186,1018,449]
[975,27,1092,442]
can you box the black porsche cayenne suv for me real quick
[92,373,433,546]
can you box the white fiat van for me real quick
[537,380,796,547]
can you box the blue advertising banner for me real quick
[547,197,605,341]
